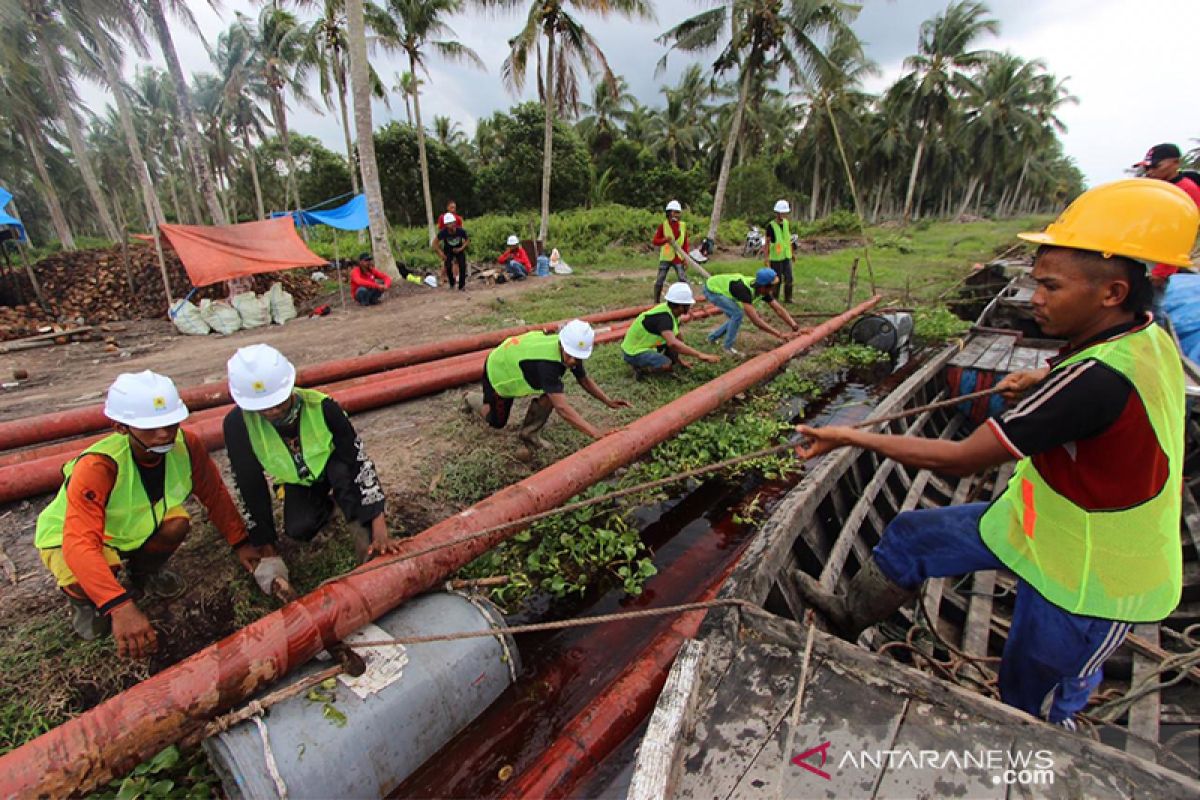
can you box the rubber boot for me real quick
[653,279,665,304]
[792,557,916,641]
[127,551,185,600]
[68,596,111,641]
[516,399,554,461]
[349,520,372,564]
[784,281,794,304]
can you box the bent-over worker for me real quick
[464,319,630,460]
[793,178,1199,730]
[703,268,800,356]
[34,371,261,658]
[621,282,720,377]
[223,345,402,590]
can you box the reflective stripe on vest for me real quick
[705,272,756,303]
[769,220,792,261]
[979,323,1184,622]
[243,388,335,487]
[34,431,193,551]
[659,221,686,262]
[622,303,679,356]
[485,332,563,398]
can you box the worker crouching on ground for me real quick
[34,371,262,658]
[703,268,800,356]
[764,199,796,303]
[792,179,1199,731]
[464,319,631,461]
[621,282,721,378]
[223,344,403,592]
[349,252,392,305]
[652,200,690,303]
[499,235,531,281]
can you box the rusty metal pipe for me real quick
[0,298,876,797]
[0,305,653,453]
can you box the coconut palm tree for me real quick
[658,0,858,241]
[393,70,417,125]
[576,75,635,152]
[345,0,398,275]
[490,0,654,242]
[210,20,273,220]
[370,0,484,241]
[898,0,998,222]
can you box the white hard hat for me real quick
[506,235,520,246]
[665,200,682,212]
[558,319,595,360]
[664,282,695,305]
[227,344,297,411]
[442,212,456,224]
[773,199,791,214]
[104,371,189,428]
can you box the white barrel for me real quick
[203,591,518,799]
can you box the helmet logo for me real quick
[252,380,266,393]
[152,396,166,410]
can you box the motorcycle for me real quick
[743,226,765,258]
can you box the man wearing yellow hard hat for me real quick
[791,179,1198,730]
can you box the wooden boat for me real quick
[624,281,1200,798]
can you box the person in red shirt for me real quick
[1133,143,1200,320]
[651,200,690,303]
[349,253,392,305]
[498,235,532,281]
[436,199,464,231]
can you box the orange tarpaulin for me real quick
[157,218,327,287]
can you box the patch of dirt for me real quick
[793,235,866,254]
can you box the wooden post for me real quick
[846,258,859,311]
[151,224,173,309]
[119,227,135,296]
[16,242,48,312]
[334,237,348,313]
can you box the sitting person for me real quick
[349,253,392,305]
[499,235,531,281]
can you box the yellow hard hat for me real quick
[1018,178,1199,267]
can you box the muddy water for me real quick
[393,355,928,799]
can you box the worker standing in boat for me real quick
[223,344,404,590]
[463,319,630,460]
[621,282,721,378]
[703,268,801,357]
[793,179,1198,730]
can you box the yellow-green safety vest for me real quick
[622,303,679,356]
[659,220,686,262]
[768,220,792,261]
[243,387,335,486]
[705,272,760,304]
[35,430,193,551]
[979,323,1184,622]
[485,332,563,398]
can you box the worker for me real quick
[34,371,262,658]
[621,282,721,377]
[1132,143,1200,322]
[763,199,796,303]
[463,319,631,460]
[223,345,402,587]
[792,179,1198,730]
[435,212,470,291]
[499,235,532,281]
[703,268,800,356]
[652,200,690,303]
[437,199,464,231]
[349,252,393,305]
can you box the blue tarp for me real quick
[1163,272,1200,363]
[0,187,27,242]
[273,194,368,231]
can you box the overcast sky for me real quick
[78,0,1200,188]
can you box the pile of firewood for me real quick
[0,243,324,341]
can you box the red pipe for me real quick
[0,298,876,797]
[0,311,720,502]
[0,305,653,453]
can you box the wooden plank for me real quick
[949,333,998,368]
[974,334,1017,372]
[1125,624,1161,762]
[962,464,1015,658]
[628,640,706,800]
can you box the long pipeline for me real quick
[0,297,877,797]
[0,310,722,503]
[0,304,652,453]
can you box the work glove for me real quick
[253,556,290,595]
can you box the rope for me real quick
[345,598,774,648]
[320,386,1006,592]
[776,612,818,799]
[199,664,345,740]
[252,715,290,798]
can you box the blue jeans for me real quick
[354,287,382,305]
[873,503,1132,724]
[503,260,527,280]
[623,350,673,371]
[704,288,744,348]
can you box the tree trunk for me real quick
[1005,158,1029,217]
[346,0,397,277]
[241,128,266,220]
[174,137,203,224]
[335,63,360,195]
[973,181,986,217]
[538,25,557,243]
[147,0,227,225]
[20,121,76,250]
[707,57,755,241]
[166,167,183,223]
[901,125,929,224]
[410,52,436,243]
[271,91,302,212]
[33,28,121,241]
[809,150,821,221]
